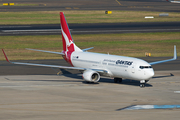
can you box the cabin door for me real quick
[131,64,135,73]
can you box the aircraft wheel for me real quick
[140,83,145,88]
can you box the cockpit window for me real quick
[139,66,152,69]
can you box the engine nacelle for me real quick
[82,70,100,83]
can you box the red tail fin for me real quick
[60,12,82,66]
[60,12,81,52]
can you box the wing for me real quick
[149,45,177,65]
[2,49,107,73]
[26,48,65,55]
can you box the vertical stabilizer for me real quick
[60,12,82,52]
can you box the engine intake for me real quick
[82,70,100,83]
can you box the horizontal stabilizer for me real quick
[26,48,65,55]
[82,47,94,52]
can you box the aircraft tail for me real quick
[60,12,82,52]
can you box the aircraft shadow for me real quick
[116,105,135,111]
[9,68,168,87]
[99,78,152,87]
[152,73,174,79]
[58,69,153,87]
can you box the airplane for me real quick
[2,12,177,88]
[166,0,180,3]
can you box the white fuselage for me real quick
[71,51,154,81]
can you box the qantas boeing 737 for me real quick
[2,12,177,88]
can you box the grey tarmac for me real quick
[1,22,180,36]
[0,70,180,120]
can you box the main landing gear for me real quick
[140,80,149,88]
[114,78,122,83]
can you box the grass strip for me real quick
[0,11,180,25]
[0,32,180,60]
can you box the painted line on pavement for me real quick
[1,28,180,35]
[71,28,180,33]
[115,0,122,5]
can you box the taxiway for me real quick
[0,70,180,120]
[1,22,180,36]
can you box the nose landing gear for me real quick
[140,80,149,88]
[140,83,145,88]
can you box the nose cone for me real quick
[147,69,154,79]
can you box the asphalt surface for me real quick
[1,22,180,35]
[0,0,180,12]
[0,57,180,75]
[1,71,180,120]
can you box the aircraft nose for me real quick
[148,69,154,78]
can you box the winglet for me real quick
[2,49,10,63]
[174,45,177,60]
[149,45,177,65]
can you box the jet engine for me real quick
[82,70,100,83]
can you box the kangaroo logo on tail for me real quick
[60,12,74,52]
[60,12,82,66]
[60,12,82,52]
[61,29,74,52]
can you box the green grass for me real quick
[0,11,180,25]
[0,32,180,60]
[13,4,39,6]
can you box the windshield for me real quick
[139,66,152,69]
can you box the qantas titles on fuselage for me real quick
[73,57,133,66]
[2,12,177,88]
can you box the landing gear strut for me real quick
[114,78,122,83]
[140,80,148,88]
